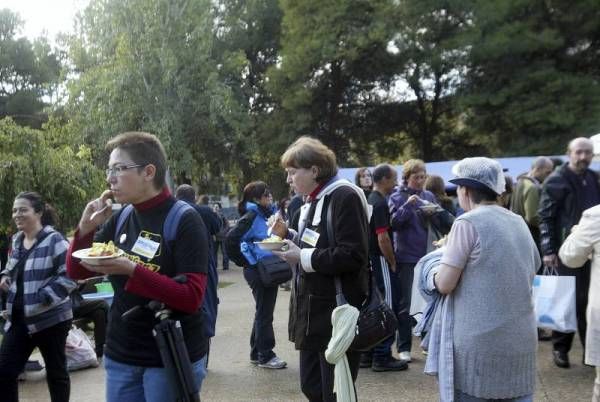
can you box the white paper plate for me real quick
[254,241,286,251]
[419,204,439,212]
[72,248,124,265]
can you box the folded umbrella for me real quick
[325,303,360,402]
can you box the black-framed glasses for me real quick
[105,164,144,177]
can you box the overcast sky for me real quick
[2,0,89,42]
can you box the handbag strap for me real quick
[326,197,364,307]
[325,198,348,306]
[542,265,559,276]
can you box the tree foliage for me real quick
[0,9,61,128]
[270,0,399,165]
[65,0,228,179]
[460,0,600,154]
[0,118,105,233]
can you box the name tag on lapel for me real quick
[131,233,160,259]
[301,228,320,247]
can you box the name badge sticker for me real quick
[301,228,320,247]
[131,234,161,260]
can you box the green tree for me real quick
[270,0,399,166]
[65,0,228,179]
[0,9,62,128]
[460,0,600,154]
[386,0,473,161]
[0,118,105,233]
[211,0,285,193]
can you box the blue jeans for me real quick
[105,354,207,402]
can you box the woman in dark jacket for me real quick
[226,181,287,369]
[273,137,369,402]
[0,192,76,402]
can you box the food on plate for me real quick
[88,241,119,257]
[260,235,283,243]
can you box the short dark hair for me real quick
[466,186,498,204]
[15,192,58,227]
[372,164,394,184]
[106,132,168,190]
[175,184,196,203]
[199,195,210,205]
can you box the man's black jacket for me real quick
[538,164,600,256]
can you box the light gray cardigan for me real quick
[451,205,540,398]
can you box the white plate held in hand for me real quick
[254,241,286,251]
[72,248,125,265]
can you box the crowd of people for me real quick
[0,132,597,402]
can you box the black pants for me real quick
[395,262,417,353]
[0,312,71,402]
[243,266,278,363]
[299,349,361,402]
[552,261,591,354]
[215,240,229,270]
[73,299,108,357]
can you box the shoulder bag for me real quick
[256,255,292,287]
[326,199,398,352]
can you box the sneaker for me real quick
[250,358,259,365]
[372,357,408,372]
[24,360,44,372]
[258,356,287,369]
[399,351,412,363]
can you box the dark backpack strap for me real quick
[114,201,192,255]
[163,200,193,255]
[114,204,134,240]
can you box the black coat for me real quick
[538,164,600,256]
[289,185,369,351]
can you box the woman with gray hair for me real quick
[434,157,540,401]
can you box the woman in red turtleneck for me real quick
[67,132,209,402]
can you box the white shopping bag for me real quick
[532,271,577,333]
[65,326,99,371]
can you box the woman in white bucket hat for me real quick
[434,157,540,401]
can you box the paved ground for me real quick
[20,265,595,401]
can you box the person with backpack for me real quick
[0,192,77,402]
[225,181,287,370]
[66,132,210,402]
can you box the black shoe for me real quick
[552,350,570,368]
[537,328,552,341]
[359,353,372,369]
[372,357,409,372]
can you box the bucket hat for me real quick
[449,157,506,195]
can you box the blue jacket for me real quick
[238,202,274,266]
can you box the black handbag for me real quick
[256,255,292,287]
[326,200,398,352]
